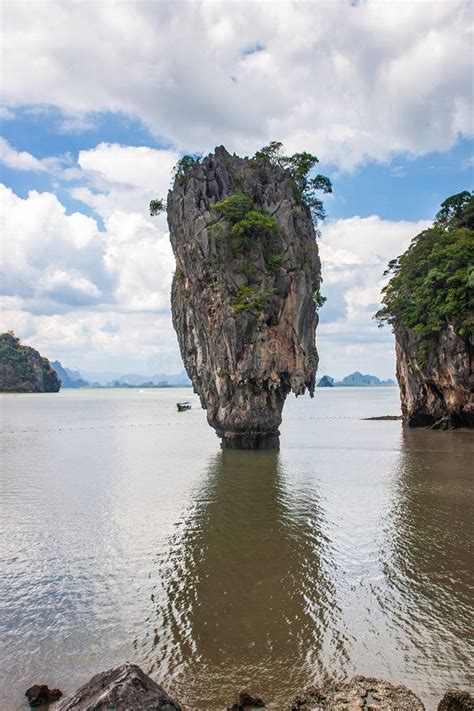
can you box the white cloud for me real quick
[102,211,174,313]
[0,179,179,372]
[0,107,14,120]
[1,1,472,169]
[0,182,174,315]
[67,143,179,218]
[37,270,102,305]
[316,215,431,378]
[0,137,47,172]
[1,173,432,378]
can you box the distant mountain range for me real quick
[51,361,89,388]
[317,372,396,387]
[51,362,392,390]
[51,362,191,388]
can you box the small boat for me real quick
[177,401,192,412]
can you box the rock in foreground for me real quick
[56,663,182,710]
[168,146,323,448]
[437,690,474,710]
[228,689,266,710]
[25,684,62,707]
[291,675,425,710]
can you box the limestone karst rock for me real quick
[395,325,473,428]
[0,331,61,393]
[167,147,321,448]
[376,192,474,429]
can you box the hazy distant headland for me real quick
[51,362,192,389]
[317,372,395,387]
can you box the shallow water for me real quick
[1,388,473,709]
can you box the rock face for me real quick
[56,662,182,710]
[168,147,320,448]
[437,690,474,710]
[25,684,62,707]
[228,689,266,710]
[0,331,61,393]
[395,325,473,428]
[291,675,425,710]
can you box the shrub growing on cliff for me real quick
[376,193,474,346]
[313,290,327,310]
[252,141,332,227]
[212,192,253,223]
[211,191,281,249]
[149,198,165,216]
[233,285,274,313]
[173,154,202,186]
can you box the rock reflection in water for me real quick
[143,450,348,708]
[378,428,474,703]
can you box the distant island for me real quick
[51,361,89,389]
[0,332,60,393]
[50,363,192,389]
[317,371,396,387]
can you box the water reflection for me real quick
[142,450,348,708]
[379,428,474,701]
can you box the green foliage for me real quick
[173,154,202,186]
[207,222,227,240]
[313,290,327,310]
[376,193,474,347]
[434,191,472,230]
[0,331,60,392]
[236,260,255,276]
[265,252,283,272]
[252,141,332,226]
[233,285,274,313]
[208,191,281,258]
[149,198,165,216]
[230,210,280,248]
[212,192,253,223]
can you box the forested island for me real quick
[376,191,473,428]
[317,372,395,387]
[0,332,60,393]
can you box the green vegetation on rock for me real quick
[313,290,327,310]
[376,192,474,349]
[233,285,274,313]
[149,198,165,216]
[173,154,202,186]
[0,331,61,392]
[252,141,332,227]
[211,192,281,248]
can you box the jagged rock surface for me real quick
[395,325,473,428]
[290,675,425,710]
[437,690,474,710]
[168,147,320,448]
[56,662,182,710]
[0,331,60,393]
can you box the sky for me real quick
[0,0,473,380]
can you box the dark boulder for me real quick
[56,662,182,710]
[438,691,474,710]
[228,689,266,709]
[25,684,62,707]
